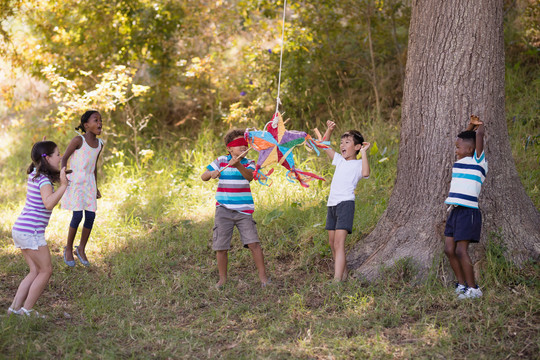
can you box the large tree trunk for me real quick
[348,0,540,280]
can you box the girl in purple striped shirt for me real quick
[8,141,68,317]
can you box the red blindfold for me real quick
[227,138,248,148]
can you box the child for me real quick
[201,129,269,288]
[61,110,104,267]
[8,141,68,317]
[321,121,371,282]
[444,115,486,299]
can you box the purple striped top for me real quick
[12,172,53,235]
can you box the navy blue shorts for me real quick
[444,206,482,243]
[325,200,355,234]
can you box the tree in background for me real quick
[348,0,540,279]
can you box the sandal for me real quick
[20,307,46,318]
[7,307,21,315]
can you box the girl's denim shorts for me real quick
[12,229,47,250]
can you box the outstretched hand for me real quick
[326,120,336,131]
[360,142,371,153]
[469,115,483,130]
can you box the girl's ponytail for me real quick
[76,110,99,133]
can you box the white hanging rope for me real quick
[272,0,287,128]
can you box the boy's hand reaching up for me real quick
[326,120,336,131]
[322,120,336,142]
[469,115,483,130]
[360,142,371,154]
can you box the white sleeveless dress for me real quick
[61,135,103,212]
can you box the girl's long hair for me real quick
[27,141,61,183]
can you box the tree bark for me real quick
[348,0,540,280]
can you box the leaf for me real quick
[370,141,379,156]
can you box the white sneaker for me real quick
[458,287,483,299]
[454,283,467,295]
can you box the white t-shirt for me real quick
[327,153,367,206]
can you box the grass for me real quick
[0,68,539,358]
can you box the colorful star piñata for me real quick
[245,112,330,187]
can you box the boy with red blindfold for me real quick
[201,129,269,288]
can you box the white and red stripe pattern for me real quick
[207,155,256,214]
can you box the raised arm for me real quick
[323,120,336,161]
[468,115,485,156]
[360,142,371,178]
[475,121,485,157]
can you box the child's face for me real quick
[47,147,63,170]
[85,112,103,136]
[227,136,248,158]
[455,138,474,160]
[340,135,361,160]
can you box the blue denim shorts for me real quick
[325,200,355,234]
[444,206,482,243]
[12,229,47,250]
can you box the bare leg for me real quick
[76,227,92,262]
[333,230,348,282]
[248,242,268,284]
[456,241,475,287]
[444,237,466,285]
[10,250,39,310]
[12,246,52,311]
[65,226,77,262]
[328,230,336,261]
[216,250,228,287]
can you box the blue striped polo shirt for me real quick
[207,155,256,214]
[445,150,488,209]
[13,172,53,234]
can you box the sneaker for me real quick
[458,286,483,299]
[454,283,467,295]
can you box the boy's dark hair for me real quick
[457,130,476,146]
[27,141,61,183]
[75,110,100,133]
[341,130,365,154]
[224,129,245,146]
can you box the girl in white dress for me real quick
[61,110,104,267]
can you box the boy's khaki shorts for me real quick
[212,206,259,251]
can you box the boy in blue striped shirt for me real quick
[202,129,269,288]
[444,115,486,299]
